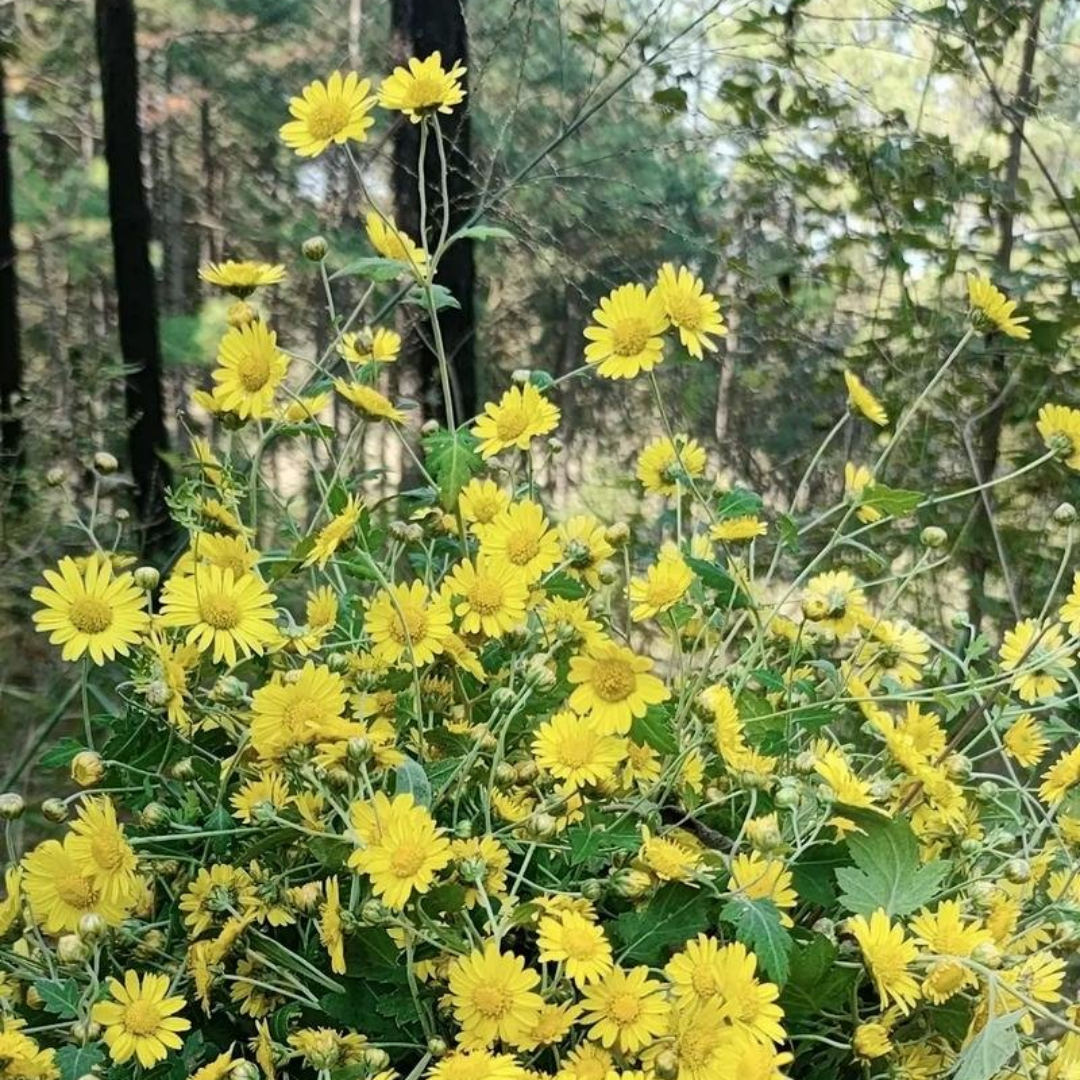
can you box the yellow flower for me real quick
[366,580,453,666]
[1003,713,1049,768]
[638,827,701,882]
[1037,404,1080,470]
[532,711,624,791]
[844,370,888,426]
[250,661,348,760]
[537,909,613,986]
[447,942,543,1049]
[304,496,363,568]
[347,792,452,909]
[378,51,467,122]
[998,619,1074,703]
[815,750,875,809]
[629,547,693,621]
[967,272,1030,339]
[180,864,254,938]
[445,558,529,637]
[199,260,285,297]
[849,909,921,1014]
[471,384,560,459]
[231,770,292,824]
[428,1049,524,1080]
[458,478,510,533]
[174,533,259,580]
[340,327,402,365]
[1039,745,1080,805]
[568,639,670,734]
[637,434,707,496]
[584,283,669,379]
[365,211,427,273]
[844,462,882,523]
[558,515,614,589]
[333,378,406,423]
[451,836,510,909]
[909,900,991,1003]
[539,596,604,649]
[801,569,868,637]
[579,965,669,1054]
[159,566,278,668]
[852,1019,893,1059]
[280,71,377,157]
[710,516,767,543]
[1059,570,1080,634]
[480,500,562,582]
[728,852,797,926]
[860,620,930,689]
[91,971,191,1067]
[654,263,725,358]
[521,1002,581,1050]
[211,321,289,420]
[0,868,22,937]
[66,797,139,905]
[287,1028,367,1071]
[319,878,346,975]
[22,837,133,933]
[190,1050,237,1080]
[31,555,149,665]
[0,1029,58,1080]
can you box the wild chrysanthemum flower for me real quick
[1039,744,1080,805]
[22,837,133,933]
[801,569,868,637]
[211,321,289,420]
[710,515,767,542]
[532,711,624,791]
[708,940,785,1044]
[91,971,191,1067]
[159,566,278,668]
[378,51,467,122]
[180,864,254,937]
[999,619,1074,703]
[638,827,701,882]
[557,515,614,589]
[522,1002,581,1050]
[909,900,991,1003]
[584,283,669,379]
[304,496,363,568]
[471,384,560,459]
[861,620,930,688]
[844,370,888,426]
[340,327,402,365]
[250,661,348,760]
[480,500,562,582]
[629,547,693,621]
[579,965,669,1053]
[365,211,428,273]
[445,558,529,637]
[537,909,613,987]
[729,853,797,925]
[332,378,406,423]
[0,1029,58,1080]
[348,793,452,909]
[231,770,292,824]
[849,909,921,1014]
[366,580,452,666]
[654,263,725,358]
[1002,713,1049,768]
[852,1018,894,1059]
[1059,570,1080,634]
[967,272,1030,339]
[31,555,149,665]
[280,72,377,157]
[568,639,669,734]
[447,942,543,1049]
[451,836,510,909]
[428,1049,525,1080]
[814,750,876,809]
[198,260,285,297]
[458,478,510,534]
[66,797,139,905]
[844,462,883,523]
[318,878,346,975]
[636,434,707,496]
[173,532,259,579]
[1037,404,1080,470]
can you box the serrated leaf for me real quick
[332,256,411,281]
[835,819,951,916]
[543,572,586,600]
[684,556,747,607]
[779,934,855,1019]
[717,489,763,519]
[405,283,460,311]
[859,483,923,517]
[452,224,514,242]
[421,428,483,510]
[613,883,713,964]
[56,1045,103,1080]
[32,978,81,1019]
[719,897,793,983]
[630,705,678,754]
[395,756,433,808]
[952,1011,1021,1080]
[39,738,86,769]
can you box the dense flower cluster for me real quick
[6,54,1080,1080]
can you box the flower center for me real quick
[200,593,242,630]
[390,843,427,879]
[558,734,595,770]
[122,999,163,1037]
[69,597,114,635]
[390,606,429,645]
[562,924,601,959]
[55,872,99,909]
[407,75,446,109]
[283,697,322,732]
[90,834,129,872]
[306,99,351,141]
[471,497,502,524]
[667,295,702,329]
[608,993,643,1024]
[690,967,719,997]
[611,317,651,357]
[237,348,271,393]
[505,529,540,565]
[471,985,511,1018]
[494,406,529,442]
[591,658,635,702]
[467,577,505,616]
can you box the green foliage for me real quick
[421,428,483,510]
[719,897,793,984]
[612,884,714,964]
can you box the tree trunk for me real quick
[390,0,477,424]
[94,0,175,552]
[0,53,25,506]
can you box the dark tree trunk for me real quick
[0,53,25,505]
[390,0,477,424]
[94,0,175,552]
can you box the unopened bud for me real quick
[170,757,195,781]
[944,753,971,781]
[604,522,630,547]
[57,934,90,965]
[0,794,25,821]
[920,525,948,549]
[971,941,1002,968]
[581,879,603,902]
[360,900,390,925]
[70,751,104,787]
[597,561,619,586]
[510,369,531,385]
[45,466,66,487]
[346,737,372,764]
[548,438,564,455]
[527,812,558,840]
[493,762,517,788]
[92,451,118,474]
[1004,858,1031,884]
[611,867,652,898]
[114,508,130,522]
[774,785,800,809]
[1054,502,1077,525]
[78,913,108,943]
[491,687,516,710]
[653,1050,679,1080]
[41,798,68,823]
[231,1063,261,1080]
[226,300,257,328]
[140,802,169,828]
[362,1049,391,1071]
[133,566,160,590]
[71,1021,100,1045]
[420,419,441,437]
[302,236,328,262]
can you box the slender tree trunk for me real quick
[94,0,175,552]
[390,0,477,423]
[966,0,1042,629]
[0,54,25,505]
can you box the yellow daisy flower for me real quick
[280,71,377,157]
[445,558,529,637]
[531,711,624,791]
[428,1049,524,1080]
[636,434,707,496]
[198,260,285,298]
[458,478,510,534]
[366,580,453,667]
[180,864,254,937]
[537,909,613,987]
[447,942,543,1049]
[909,900,991,1004]
[710,515,767,542]
[211,320,289,420]
[579,965,669,1054]
[568,638,670,734]
[629,547,693,621]
[451,836,510,909]
[654,263,725,358]
[584,283,669,379]
[801,569,868,637]
[967,272,1030,339]
[998,619,1074,703]
[231,770,292,824]
[319,878,346,975]
[340,327,402,365]
[638,827,701,882]
[1059,570,1080,634]
[1002,713,1049,768]
[471,384,560,459]
[250,661,349,759]
[479,500,562,583]
[1038,744,1080,805]
[849,909,921,1014]
[173,532,259,580]
[1037,404,1080,470]
[91,970,191,1067]
[333,378,406,423]
[728,852,797,925]
[844,370,888,426]
[844,462,883,523]
[22,837,133,933]
[66,796,139,905]
[365,211,427,273]
[304,496,363,569]
[280,392,331,423]
[0,1029,57,1080]
[557,515,614,589]
[378,51,467,122]
[31,555,149,665]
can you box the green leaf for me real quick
[612,883,713,964]
[566,812,641,866]
[203,805,235,857]
[405,283,461,311]
[56,1045,104,1080]
[836,819,951,916]
[422,428,483,510]
[859,484,923,517]
[452,224,514,243]
[332,256,411,281]
[395,756,433,808]
[543,572,586,600]
[717,489,763,519]
[719,897,793,984]
[630,705,678,754]
[952,1011,1022,1080]
[39,738,86,769]
[32,978,81,1019]
[779,934,855,1019]
[685,556,747,607]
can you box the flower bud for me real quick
[491,687,516,710]
[231,1063,262,1080]
[959,838,982,855]
[971,941,1002,969]
[92,451,119,474]
[145,680,172,707]
[597,561,619,586]
[581,879,603,902]
[346,737,372,764]
[653,1050,679,1080]
[134,928,166,960]
[114,508,130,522]
[41,798,68,823]
[515,760,538,785]
[511,369,531,386]
[525,658,555,690]
[611,868,652,898]
[70,751,105,787]
[1054,502,1077,525]
[46,466,66,487]
[944,753,971,781]
[493,762,517,788]
[226,300,257,328]
[548,438,564,455]
[133,566,160,590]
[362,1049,391,1071]
[1004,858,1031,884]
[140,802,169,828]
[453,819,474,839]
[811,917,836,941]
[774,785,800,809]
[968,881,998,909]
[71,1021,100,1045]
[604,522,630,548]
[57,934,90,965]
[360,900,390,925]
[527,812,557,840]
[0,794,25,821]
[920,525,948,549]
[302,235,329,262]
[77,913,108,943]
[420,419,441,437]
[389,520,411,541]
[169,758,196,782]
[24,987,44,1010]
[977,780,998,801]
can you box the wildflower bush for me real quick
[6,51,1080,1080]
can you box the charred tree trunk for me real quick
[390,0,477,424]
[94,0,175,552]
[0,52,25,506]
